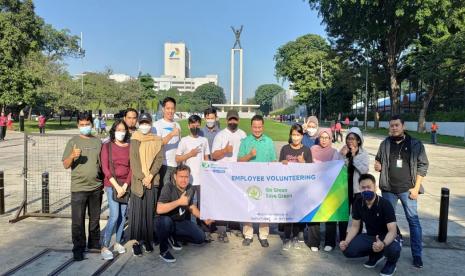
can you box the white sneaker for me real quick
[114,243,126,254]
[101,248,114,260]
[310,247,319,252]
[324,245,333,252]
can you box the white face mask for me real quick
[115,131,126,141]
[307,128,318,136]
[139,124,151,134]
[206,119,216,128]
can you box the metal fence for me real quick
[10,133,98,222]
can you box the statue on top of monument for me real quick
[231,25,243,49]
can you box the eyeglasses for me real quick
[320,137,331,140]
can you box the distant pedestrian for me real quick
[7,113,13,130]
[0,111,7,141]
[38,113,46,134]
[430,122,438,144]
[335,121,343,142]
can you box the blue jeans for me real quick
[102,187,128,248]
[343,233,402,264]
[156,215,205,253]
[382,191,422,257]
[431,132,437,144]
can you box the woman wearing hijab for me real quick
[302,116,320,148]
[309,128,343,252]
[128,113,163,256]
[338,127,369,241]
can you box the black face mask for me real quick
[390,135,405,142]
[190,127,199,136]
[227,123,238,131]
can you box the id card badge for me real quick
[396,159,403,168]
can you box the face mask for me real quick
[206,120,216,128]
[139,124,151,134]
[79,126,92,136]
[115,131,126,141]
[390,135,405,142]
[307,128,318,136]
[228,123,238,131]
[291,135,302,144]
[190,127,199,136]
[361,190,376,201]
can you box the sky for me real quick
[34,0,327,101]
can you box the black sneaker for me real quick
[132,243,143,257]
[364,255,385,268]
[242,238,253,246]
[218,232,229,243]
[259,239,270,248]
[160,250,176,263]
[144,242,153,253]
[380,261,397,276]
[205,232,213,243]
[168,237,182,251]
[413,256,423,268]
[73,251,84,261]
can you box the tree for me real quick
[274,34,339,112]
[0,0,44,109]
[308,0,449,115]
[405,2,465,132]
[254,84,284,115]
[193,83,226,106]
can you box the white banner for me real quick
[199,160,348,223]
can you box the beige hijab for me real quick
[131,130,162,177]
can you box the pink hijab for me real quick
[311,128,338,163]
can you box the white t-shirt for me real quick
[176,135,210,186]
[211,128,247,162]
[152,119,181,167]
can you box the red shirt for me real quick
[335,123,342,131]
[100,142,132,187]
[0,116,6,126]
[38,116,46,127]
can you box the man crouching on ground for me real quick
[156,164,214,263]
[339,174,401,276]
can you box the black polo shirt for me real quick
[158,182,195,221]
[388,136,412,193]
[352,196,396,237]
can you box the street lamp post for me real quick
[364,57,369,130]
[319,62,323,121]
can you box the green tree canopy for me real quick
[254,84,284,115]
[274,34,339,112]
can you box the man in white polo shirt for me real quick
[211,109,246,242]
[153,97,181,191]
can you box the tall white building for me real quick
[153,42,218,92]
[164,42,190,79]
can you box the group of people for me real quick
[62,97,429,276]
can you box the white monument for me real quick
[214,25,259,118]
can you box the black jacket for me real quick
[375,134,429,192]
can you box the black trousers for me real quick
[0,126,6,140]
[71,189,103,254]
[343,234,401,264]
[308,222,337,247]
[283,223,305,239]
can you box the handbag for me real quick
[108,142,130,203]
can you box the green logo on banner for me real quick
[201,162,210,168]
[247,186,262,200]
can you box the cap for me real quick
[138,113,152,123]
[226,109,239,120]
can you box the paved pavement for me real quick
[0,129,464,275]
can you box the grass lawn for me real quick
[20,118,292,141]
[365,127,465,148]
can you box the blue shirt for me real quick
[302,133,319,148]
